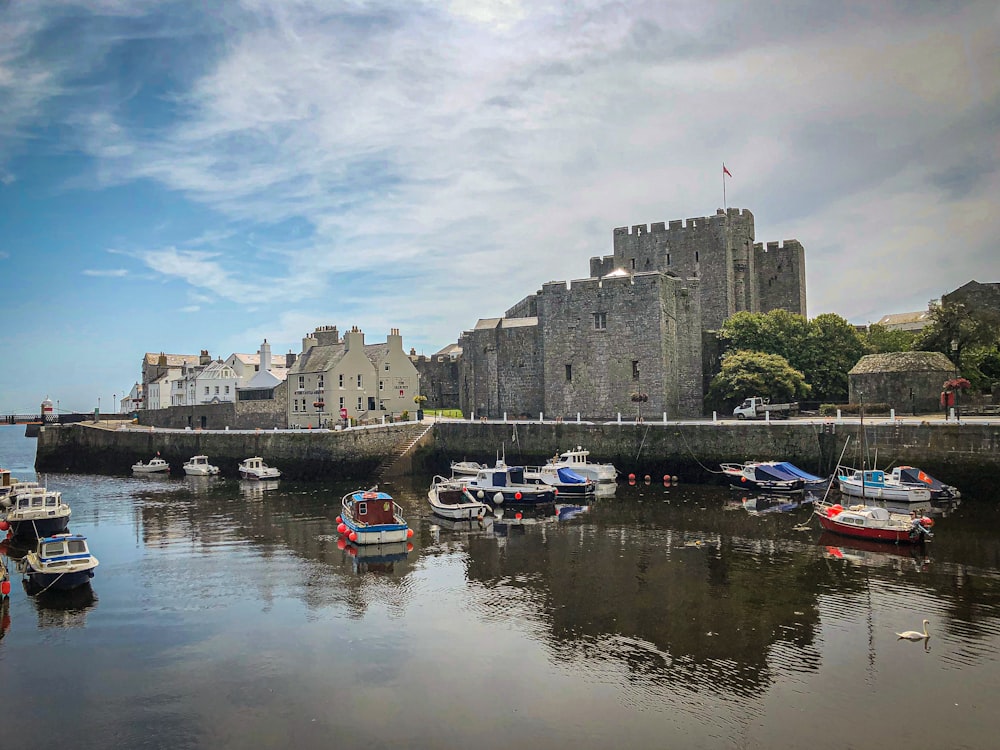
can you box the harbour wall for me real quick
[34,420,1000,496]
[35,422,426,481]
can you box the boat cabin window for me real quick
[43,542,66,557]
[491,472,507,487]
[357,502,367,516]
[46,496,57,507]
[31,496,44,508]
[67,539,87,554]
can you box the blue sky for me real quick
[1,1,997,413]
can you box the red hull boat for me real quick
[815,502,934,544]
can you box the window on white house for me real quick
[339,397,345,408]
[357,397,363,410]
[357,374,363,388]
[317,375,324,389]
[384,362,390,371]
[298,375,305,388]
[225,386,229,394]
[379,380,384,391]
[215,386,220,394]
[204,387,209,395]
[339,373,344,388]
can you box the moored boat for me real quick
[837,468,932,503]
[24,533,99,592]
[132,456,170,474]
[815,501,934,544]
[721,462,805,493]
[337,488,413,545]
[458,464,557,507]
[0,487,71,539]
[238,456,281,480]
[428,475,490,520]
[887,466,961,501]
[450,460,489,477]
[544,447,618,483]
[523,465,596,497]
[183,455,220,476]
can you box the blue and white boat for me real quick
[24,533,99,592]
[337,488,412,545]
[523,465,596,498]
[0,487,71,539]
[837,468,932,503]
[458,465,557,507]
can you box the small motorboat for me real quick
[450,460,489,477]
[132,456,170,474]
[523,466,596,497]
[23,533,99,592]
[721,462,804,493]
[427,475,490,520]
[183,455,220,476]
[238,457,281,480]
[837,468,932,503]
[0,487,71,539]
[337,488,413,545]
[458,464,557,507]
[815,501,934,544]
[544,447,618,483]
[887,466,961,501]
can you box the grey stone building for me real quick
[452,207,806,419]
[848,351,956,414]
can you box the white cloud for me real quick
[82,268,129,277]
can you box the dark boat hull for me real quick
[26,567,95,592]
[10,516,70,539]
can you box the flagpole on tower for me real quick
[722,163,732,210]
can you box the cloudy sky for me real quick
[0,1,997,413]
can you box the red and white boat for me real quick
[815,501,934,544]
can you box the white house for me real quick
[225,340,291,387]
[120,383,143,414]
[193,360,239,404]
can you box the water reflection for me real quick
[238,479,280,498]
[23,581,98,628]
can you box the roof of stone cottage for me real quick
[849,351,955,375]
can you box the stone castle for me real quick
[413,207,806,419]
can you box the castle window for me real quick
[666,253,670,265]
[593,312,607,331]
[565,364,572,382]
[630,259,636,269]
[695,251,699,262]
[632,361,640,380]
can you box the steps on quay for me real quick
[374,422,434,479]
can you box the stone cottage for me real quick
[848,351,956,414]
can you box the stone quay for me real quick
[34,418,1000,496]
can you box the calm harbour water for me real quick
[2,424,1000,749]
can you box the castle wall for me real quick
[611,208,757,331]
[505,294,538,319]
[458,320,543,418]
[535,273,704,419]
[753,240,807,316]
[411,355,460,410]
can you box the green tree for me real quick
[706,350,811,413]
[716,310,865,402]
[863,324,916,354]
[914,301,999,374]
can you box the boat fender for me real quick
[493,492,504,505]
[826,504,843,518]
[920,517,934,527]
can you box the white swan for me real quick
[896,619,930,640]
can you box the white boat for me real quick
[183,455,220,476]
[837,468,932,503]
[459,464,558,506]
[450,460,489,477]
[428,475,490,520]
[0,487,72,538]
[522,465,596,497]
[24,533,99,592]
[544,447,618,483]
[238,456,281,480]
[132,456,170,474]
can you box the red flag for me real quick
[723,164,732,177]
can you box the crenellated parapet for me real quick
[752,239,807,317]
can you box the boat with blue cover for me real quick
[721,461,829,494]
[24,533,99,592]
[336,488,413,545]
[523,465,596,497]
